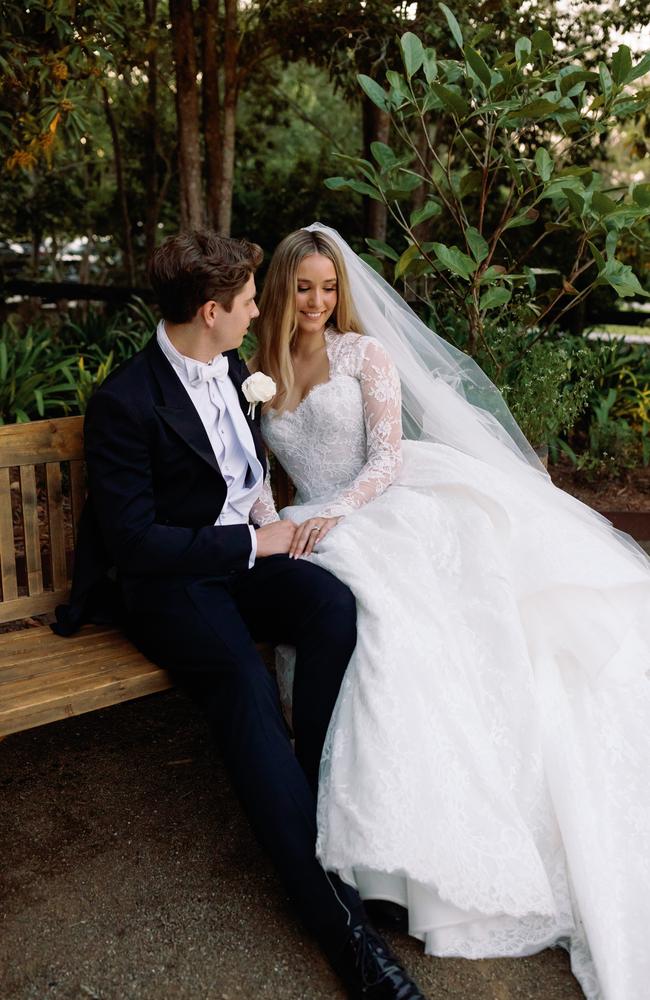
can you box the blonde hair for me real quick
[253,229,362,412]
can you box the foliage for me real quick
[0,299,155,423]
[560,389,645,478]
[1,0,125,169]
[326,8,650,359]
[0,320,77,423]
[439,303,602,447]
[558,337,650,475]
[233,61,363,252]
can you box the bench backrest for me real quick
[0,416,85,625]
[0,414,294,628]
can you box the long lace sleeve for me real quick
[319,337,402,518]
[250,463,280,526]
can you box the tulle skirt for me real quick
[278,440,650,1000]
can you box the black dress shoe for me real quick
[331,919,427,998]
[365,900,409,933]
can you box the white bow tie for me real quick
[188,354,229,386]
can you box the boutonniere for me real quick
[242,372,276,417]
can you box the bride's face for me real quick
[294,253,338,338]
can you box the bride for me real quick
[252,223,650,1000]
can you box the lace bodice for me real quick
[261,330,403,518]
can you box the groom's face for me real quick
[211,273,259,352]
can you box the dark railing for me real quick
[1,278,155,304]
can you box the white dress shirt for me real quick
[156,321,262,567]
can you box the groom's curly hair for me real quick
[148,230,263,324]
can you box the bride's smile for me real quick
[295,253,338,338]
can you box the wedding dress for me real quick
[261,327,650,1000]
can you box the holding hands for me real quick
[255,516,342,559]
[289,516,342,559]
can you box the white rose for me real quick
[242,372,276,417]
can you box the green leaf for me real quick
[324,176,383,201]
[478,265,507,283]
[632,183,650,208]
[465,45,491,87]
[439,3,463,49]
[401,32,424,79]
[459,169,483,198]
[410,200,442,226]
[395,243,421,279]
[602,258,650,298]
[592,191,619,215]
[466,226,489,262]
[587,241,606,273]
[357,74,388,110]
[507,99,562,121]
[430,242,476,279]
[502,150,524,193]
[530,29,553,56]
[479,286,512,310]
[430,82,468,117]
[370,141,396,169]
[387,171,423,195]
[365,239,399,262]
[606,228,618,258]
[598,62,612,100]
[562,187,585,216]
[423,48,438,84]
[505,210,539,229]
[325,176,350,190]
[611,45,632,85]
[386,70,411,102]
[534,147,553,182]
[559,70,598,96]
[626,52,650,84]
[515,36,532,66]
[359,253,384,275]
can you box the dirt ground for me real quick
[0,690,588,1000]
[549,457,650,513]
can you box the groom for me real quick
[66,229,425,1000]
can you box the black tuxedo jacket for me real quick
[54,336,266,634]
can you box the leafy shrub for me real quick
[328,9,650,355]
[0,320,77,423]
[0,299,156,423]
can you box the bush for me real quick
[0,300,156,423]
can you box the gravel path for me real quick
[1,690,585,1000]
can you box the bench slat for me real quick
[0,633,141,676]
[0,667,172,737]
[69,459,85,542]
[0,415,84,468]
[0,589,68,624]
[0,621,116,651]
[0,466,18,602]
[3,651,158,702]
[19,464,44,595]
[46,462,68,591]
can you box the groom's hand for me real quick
[255,520,298,557]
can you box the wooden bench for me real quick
[0,415,289,738]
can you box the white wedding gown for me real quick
[260,329,650,1000]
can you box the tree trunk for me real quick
[201,0,222,230]
[144,0,159,262]
[362,98,390,242]
[217,0,238,236]
[169,0,204,230]
[102,86,136,285]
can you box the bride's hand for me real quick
[290,516,342,559]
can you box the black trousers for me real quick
[125,554,364,948]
